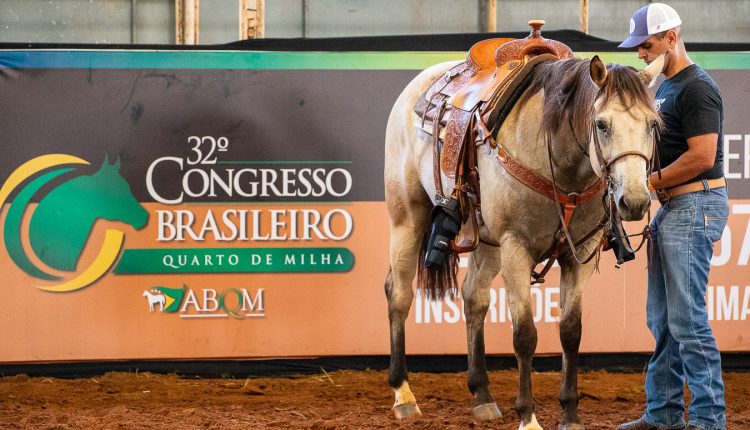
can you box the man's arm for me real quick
[649,133,718,190]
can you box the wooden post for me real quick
[131,0,137,43]
[175,0,182,43]
[176,0,200,45]
[240,0,265,39]
[484,0,497,33]
[488,0,497,33]
[580,0,589,34]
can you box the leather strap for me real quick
[442,108,474,179]
[657,177,726,203]
[591,121,652,178]
[495,147,605,206]
[449,109,482,253]
[605,150,651,172]
[494,143,604,284]
[568,117,589,156]
[432,99,446,197]
[532,234,565,284]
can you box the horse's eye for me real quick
[595,120,608,132]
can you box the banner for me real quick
[0,49,748,362]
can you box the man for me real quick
[616,3,728,430]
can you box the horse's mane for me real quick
[520,58,658,138]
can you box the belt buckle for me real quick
[656,189,670,204]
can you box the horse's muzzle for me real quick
[617,192,650,221]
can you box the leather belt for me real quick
[656,177,726,204]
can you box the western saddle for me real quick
[414,20,574,256]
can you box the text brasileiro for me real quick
[146,136,354,242]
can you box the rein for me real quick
[463,62,661,284]
[489,126,605,284]
[523,102,658,284]
[590,114,662,260]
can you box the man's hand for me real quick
[649,133,718,189]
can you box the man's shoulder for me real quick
[678,66,722,101]
[686,65,719,88]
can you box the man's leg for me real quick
[643,207,687,429]
[665,191,728,430]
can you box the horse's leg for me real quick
[384,202,430,419]
[462,243,503,420]
[383,59,457,419]
[556,245,598,430]
[502,238,543,430]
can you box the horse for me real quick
[384,53,665,430]
[143,290,166,312]
[29,155,148,272]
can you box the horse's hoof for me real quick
[558,424,585,430]
[472,402,502,420]
[392,402,421,419]
[519,413,544,430]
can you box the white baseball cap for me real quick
[618,3,682,48]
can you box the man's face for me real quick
[637,35,669,64]
[636,29,676,65]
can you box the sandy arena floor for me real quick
[1,369,749,429]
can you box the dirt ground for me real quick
[0,369,749,429]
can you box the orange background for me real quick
[1,201,749,363]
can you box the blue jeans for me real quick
[644,186,728,430]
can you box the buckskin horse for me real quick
[384,24,664,430]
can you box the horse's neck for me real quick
[497,91,597,193]
[547,129,598,193]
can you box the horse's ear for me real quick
[589,55,608,88]
[103,153,110,166]
[637,53,666,88]
[113,156,121,170]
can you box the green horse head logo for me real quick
[1,154,148,291]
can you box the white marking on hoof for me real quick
[393,381,417,405]
[557,423,585,430]
[392,402,422,419]
[472,402,502,420]
[519,413,543,430]
[392,381,421,419]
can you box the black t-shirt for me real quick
[654,64,724,183]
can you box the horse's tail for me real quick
[416,230,459,301]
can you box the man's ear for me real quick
[667,26,682,48]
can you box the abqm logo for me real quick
[0,154,148,292]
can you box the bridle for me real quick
[485,74,661,284]
[550,102,661,270]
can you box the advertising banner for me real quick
[0,49,748,363]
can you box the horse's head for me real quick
[588,55,664,221]
[89,155,149,229]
